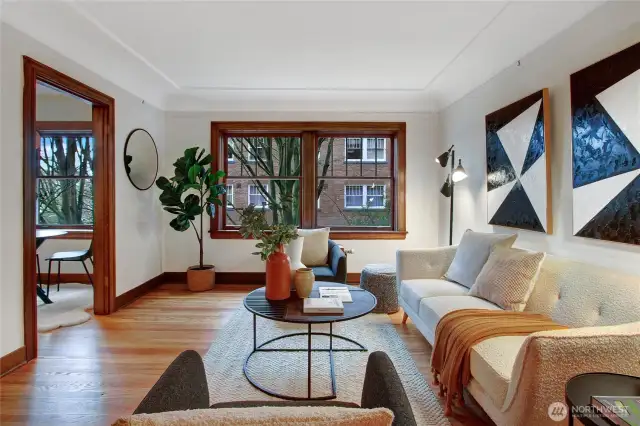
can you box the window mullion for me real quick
[301,131,316,228]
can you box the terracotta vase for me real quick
[265,244,291,300]
[186,265,215,292]
[294,268,314,298]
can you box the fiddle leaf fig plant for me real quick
[156,147,226,269]
[239,204,298,261]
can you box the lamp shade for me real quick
[435,151,450,167]
[452,159,467,183]
[440,175,452,197]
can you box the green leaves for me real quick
[237,204,298,261]
[158,147,226,238]
[198,154,213,166]
[155,176,171,190]
[159,184,183,207]
[188,164,203,184]
[183,194,202,219]
[169,215,190,232]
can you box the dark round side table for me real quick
[243,282,377,401]
[565,372,640,426]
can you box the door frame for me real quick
[22,57,116,361]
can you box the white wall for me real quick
[438,1,640,275]
[164,111,441,273]
[0,23,165,357]
[36,92,92,122]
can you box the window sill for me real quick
[36,228,93,240]
[210,229,407,240]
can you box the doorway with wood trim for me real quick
[22,57,116,362]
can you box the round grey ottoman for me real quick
[359,264,398,314]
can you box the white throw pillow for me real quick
[285,236,306,279]
[469,247,546,311]
[297,228,330,266]
[444,229,517,288]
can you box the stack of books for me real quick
[318,287,353,303]
[303,297,344,314]
[301,287,354,314]
[591,396,640,426]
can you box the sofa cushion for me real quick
[114,406,394,426]
[298,228,330,266]
[418,296,501,332]
[399,279,468,314]
[469,336,528,407]
[444,230,517,288]
[470,247,545,311]
[525,256,640,327]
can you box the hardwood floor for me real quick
[0,283,489,425]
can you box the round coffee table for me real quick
[243,282,377,401]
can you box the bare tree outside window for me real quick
[37,134,94,226]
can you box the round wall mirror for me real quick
[124,128,158,190]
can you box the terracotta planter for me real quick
[187,265,215,292]
[265,245,291,300]
[294,268,314,298]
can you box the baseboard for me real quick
[1,346,26,376]
[347,273,361,284]
[111,270,360,312]
[38,273,93,284]
[115,273,165,310]
[165,271,361,285]
[164,271,265,285]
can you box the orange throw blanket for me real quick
[431,309,568,415]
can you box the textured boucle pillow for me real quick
[112,406,394,426]
[469,247,546,311]
[444,229,517,288]
[298,228,330,266]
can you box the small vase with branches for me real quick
[239,205,298,300]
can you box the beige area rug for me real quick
[204,308,451,426]
[37,283,93,332]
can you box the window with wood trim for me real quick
[37,129,94,228]
[211,122,406,240]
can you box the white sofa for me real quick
[397,246,640,426]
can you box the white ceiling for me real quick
[2,1,603,112]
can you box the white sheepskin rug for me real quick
[37,283,94,332]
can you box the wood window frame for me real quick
[23,57,116,363]
[35,121,95,233]
[210,121,406,240]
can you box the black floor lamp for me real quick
[436,145,467,245]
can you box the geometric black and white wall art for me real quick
[571,41,640,245]
[485,89,552,233]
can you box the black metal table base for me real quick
[37,285,53,304]
[243,313,368,401]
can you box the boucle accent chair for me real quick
[396,246,640,426]
[133,350,417,426]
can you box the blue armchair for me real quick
[310,240,347,283]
